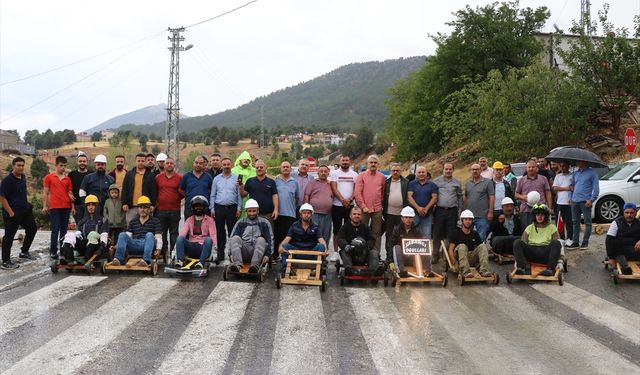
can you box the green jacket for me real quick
[232,151,257,217]
[103,198,126,229]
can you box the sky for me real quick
[0,0,638,135]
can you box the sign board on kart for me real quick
[402,238,433,256]
[625,127,637,153]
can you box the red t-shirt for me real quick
[155,173,183,210]
[44,173,73,209]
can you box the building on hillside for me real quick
[324,134,345,146]
[278,134,289,143]
[0,130,36,155]
[76,132,90,142]
[101,130,115,141]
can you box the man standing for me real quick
[479,157,493,179]
[179,155,213,219]
[383,163,408,259]
[155,156,183,259]
[43,156,75,259]
[240,160,278,226]
[354,154,386,254]
[79,154,114,215]
[569,159,599,250]
[155,153,167,175]
[293,158,314,212]
[69,152,90,222]
[463,163,494,242]
[1,157,38,268]
[515,159,553,229]
[305,165,333,246]
[208,152,223,179]
[329,155,358,257]
[210,157,242,264]
[274,161,299,261]
[553,161,574,246]
[122,153,157,224]
[407,166,438,239]
[432,163,463,263]
[145,153,157,175]
[232,151,256,217]
[491,161,513,216]
[108,154,127,190]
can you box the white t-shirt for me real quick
[329,168,359,206]
[553,172,573,205]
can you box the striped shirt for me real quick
[128,215,162,239]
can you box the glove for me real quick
[388,262,396,272]
[75,231,83,240]
[344,245,353,254]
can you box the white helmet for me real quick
[527,191,541,207]
[400,206,415,217]
[245,199,259,209]
[299,203,314,213]
[460,209,474,219]
[156,153,167,162]
[94,154,107,163]
[501,197,515,206]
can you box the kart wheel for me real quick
[558,271,564,286]
[506,272,512,284]
[50,264,59,273]
[276,274,282,289]
[613,272,619,285]
[339,269,345,285]
[442,274,448,287]
[100,262,107,275]
[151,262,158,276]
[457,273,464,286]
[493,273,500,285]
[223,266,229,281]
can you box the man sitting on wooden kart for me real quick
[278,203,328,274]
[60,194,109,264]
[449,209,492,278]
[108,195,162,267]
[174,195,217,270]
[336,206,382,276]
[227,199,273,273]
[605,202,640,275]
[513,204,562,276]
[388,206,433,277]
[489,197,523,255]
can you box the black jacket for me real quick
[121,168,157,207]
[383,176,409,215]
[490,214,523,237]
[336,221,375,250]
[491,179,514,203]
[386,222,423,255]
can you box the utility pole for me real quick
[165,27,192,167]
[580,0,592,39]
[260,104,265,148]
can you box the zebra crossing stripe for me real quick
[269,287,336,375]
[487,287,640,373]
[156,282,255,374]
[0,268,50,293]
[0,275,106,336]
[532,282,640,346]
[3,278,178,375]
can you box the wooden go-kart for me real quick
[605,259,640,284]
[442,241,499,286]
[276,249,327,292]
[51,253,103,274]
[390,238,447,288]
[491,251,515,265]
[165,256,210,278]
[223,256,269,283]
[506,262,563,285]
[101,255,159,276]
[335,259,389,286]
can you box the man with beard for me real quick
[210,157,242,264]
[108,154,127,190]
[109,196,162,267]
[227,199,273,273]
[330,155,358,258]
[274,160,299,262]
[336,206,380,276]
[155,156,183,259]
[122,153,157,224]
[174,196,216,270]
[80,154,114,215]
[180,155,213,219]
[155,153,167,175]
[69,152,90,222]
[449,210,492,279]
[145,153,157,175]
[278,203,328,272]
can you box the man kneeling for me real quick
[61,194,109,264]
[279,203,328,271]
[109,196,162,267]
[605,202,640,275]
[175,196,216,269]
[228,199,273,273]
[449,209,492,278]
[513,204,561,276]
[337,206,381,276]
[388,206,432,278]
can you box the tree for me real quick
[30,158,49,188]
[556,4,640,130]
[139,134,148,151]
[90,132,102,142]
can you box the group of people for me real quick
[1,151,638,279]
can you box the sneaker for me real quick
[109,258,121,266]
[136,259,149,267]
[579,242,589,250]
[193,262,203,270]
[564,239,574,247]
[1,260,19,269]
[515,267,526,275]
[622,266,633,275]
[248,265,259,274]
[229,264,240,273]
[174,260,184,268]
[463,271,474,279]
[399,271,409,278]
[566,243,580,250]
[19,252,36,260]
[479,270,493,277]
[50,253,59,260]
[539,269,554,277]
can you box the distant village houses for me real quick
[0,130,36,155]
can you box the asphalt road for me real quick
[1,231,639,374]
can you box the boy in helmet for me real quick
[449,209,492,278]
[174,196,216,269]
[227,199,273,273]
[388,206,433,277]
[513,203,562,276]
[336,206,379,276]
[278,203,328,271]
[109,195,162,267]
[61,195,110,264]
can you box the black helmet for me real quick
[190,195,209,208]
[531,203,550,221]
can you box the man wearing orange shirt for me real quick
[43,156,75,259]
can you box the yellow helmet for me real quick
[492,161,504,170]
[85,195,99,204]
[137,195,152,206]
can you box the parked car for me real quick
[593,158,640,222]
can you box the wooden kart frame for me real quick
[276,249,327,292]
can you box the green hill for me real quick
[119,56,426,134]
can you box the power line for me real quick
[185,0,259,29]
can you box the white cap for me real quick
[299,203,314,213]
[460,209,474,219]
[156,153,167,161]
[501,197,515,206]
[400,206,415,217]
[527,191,541,206]
[245,199,259,209]
[94,154,107,163]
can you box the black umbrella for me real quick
[544,147,607,168]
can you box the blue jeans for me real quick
[281,243,325,269]
[413,214,433,239]
[49,208,71,254]
[571,201,592,244]
[115,232,155,263]
[312,213,332,245]
[473,217,490,242]
[175,236,212,264]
